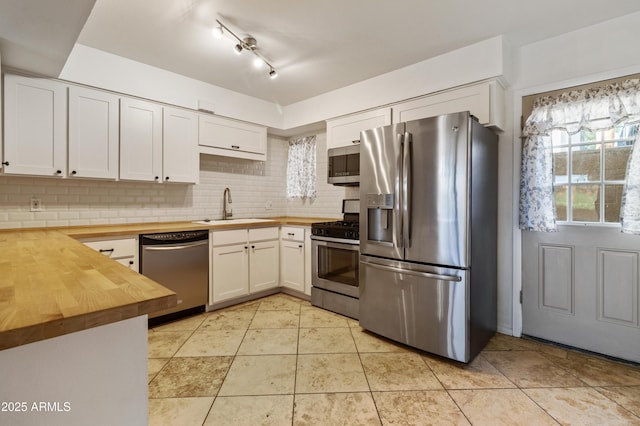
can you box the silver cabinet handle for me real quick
[352,139,360,144]
[361,260,462,282]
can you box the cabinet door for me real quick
[3,75,67,176]
[392,80,505,130]
[211,243,249,303]
[326,108,391,149]
[249,240,279,293]
[120,98,163,182]
[199,114,266,161]
[68,86,119,179]
[163,107,198,184]
[280,240,305,292]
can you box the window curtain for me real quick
[520,78,640,233]
[286,135,317,199]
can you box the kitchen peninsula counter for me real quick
[0,229,177,351]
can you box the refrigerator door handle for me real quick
[396,131,405,249]
[402,131,412,248]
[361,260,462,282]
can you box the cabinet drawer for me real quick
[212,229,247,246]
[281,227,304,242]
[82,237,137,259]
[249,227,279,242]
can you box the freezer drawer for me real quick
[359,256,469,362]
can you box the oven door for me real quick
[311,237,360,298]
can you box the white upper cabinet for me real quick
[3,74,67,177]
[199,114,267,161]
[393,79,505,130]
[68,86,119,179]
[163,107,198,184]
[119,98,163,182]
[326,108,392,149]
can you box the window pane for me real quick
[552,147,568,184]
[604,184,624,223]
[554,185,568,221]
[572,145,600,182]
[604,142,632,181]
[572,184,600,222]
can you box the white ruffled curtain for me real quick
[286,135,317,199]
[520,78,640,233]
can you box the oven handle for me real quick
[311,237,360,248]
[360,260,462,282]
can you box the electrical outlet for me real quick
[30,198,42,212]
[265,200,273,210]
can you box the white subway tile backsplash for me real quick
[0,132,354,228]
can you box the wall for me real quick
[0,134,346,229]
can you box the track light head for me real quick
[233,44,243,54]
[269,68,278,79]
[212,25,223,39]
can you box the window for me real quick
[551,124,637,223]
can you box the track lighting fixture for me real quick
[214,19,277,79]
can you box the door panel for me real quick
[522,226,640,363]
[404,113,470,267]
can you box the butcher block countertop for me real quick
[0,217,333,351]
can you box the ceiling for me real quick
[3,1,640,106]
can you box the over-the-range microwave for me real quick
[327,145,359,186]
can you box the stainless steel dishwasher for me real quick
[140,230,209,322]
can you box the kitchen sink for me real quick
[192,218,276,225]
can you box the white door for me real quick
[68,86,119,179]
[163,107,198,184]
[249,241,279,293]
[280,240,305,292]
[3,75,67,176]
[120,98,163,182]
[211,244,248,303]
[522,127,640,363]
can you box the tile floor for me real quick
[147,293,640,425]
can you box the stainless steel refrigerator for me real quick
[359,111,498,362]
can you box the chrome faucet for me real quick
[223,187,233,220]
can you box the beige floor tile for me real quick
[174,329,245,357]
[198,310,255,331]
[373,390,470,425]
[524,387,640,425]
[148,330,192,358]
[221,299,262,312]
[360,352,442,391]
[250,310,300,329]
[296,353,369,393]
[423,353,516,389]
[258,294,305,311]
[482,350,586,388]
[298,327,357,354]
[554,351,640,386]
[204,395,294,426]
[294,392,381,426]
[237,328,299,355]
[350,328,409,353]
[150,314,206,332]
[449,388,558,426]
[148,358,169,383]
[300,306,350,328]
[218,355,297,396]
[148,397,214,426]
[596,385,640,417]
[149,356,232,398]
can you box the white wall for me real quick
[507,11,640,336]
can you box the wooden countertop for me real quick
[0,217,333,351]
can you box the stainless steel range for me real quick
[310,199,359,319]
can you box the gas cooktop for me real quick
[311,220,359,240]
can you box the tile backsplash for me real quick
[0,133,355,229]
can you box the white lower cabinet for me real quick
[280,226,309,294]
[80,236,139,272]
[210,227,279,304]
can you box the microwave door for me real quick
[359,123,404,260]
